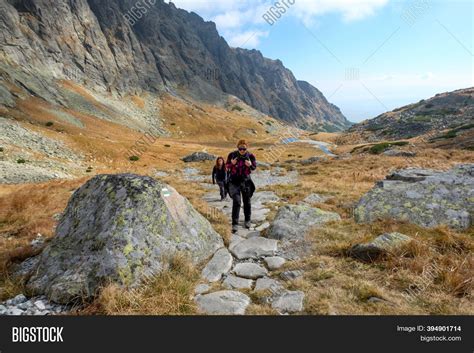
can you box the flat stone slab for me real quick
[223,275,253,290]
[254,277,284,292]
[272,291,305,314]
[201,248,233,282]
[230,237,278,260]
[233,263,268,279]
[264,256,286,270]
[195,290,250,315]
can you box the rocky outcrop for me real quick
[0,0,350,131]
[22,174,223,304]
[354,164,474,229]
[350,87,474,143]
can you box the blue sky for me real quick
[166,0,473,122]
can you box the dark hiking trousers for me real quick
[229,181,252,226]
[217,181,227,199]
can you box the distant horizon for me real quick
[166,0,473,122]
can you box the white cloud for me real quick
[228,30,270,48]
[293,0,389,23]
[166,0,390,48]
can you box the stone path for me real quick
[195,173,307,315]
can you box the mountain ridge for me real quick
[0,0,351,131]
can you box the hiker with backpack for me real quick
[212,157,228,201]
[226,140,257,233]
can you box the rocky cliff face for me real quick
[0,0,350,131]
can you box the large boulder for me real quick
[354,164,474,229]
[23,174,223,304]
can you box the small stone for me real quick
[233,263,268,279]
[230,237,278,260]
[11,294,27,304]
[349,232,412,261]
[17,302,30,310]
[264,256,286,270]
[254,277,283,293]
[0,305,7,314]
[303,193,332,204]
[34,300,46,311]
[255,222,270,232]
[195,290,250,315]
[201,248,233,282]
[194,284,211,295]
[7,308,24,316]
[367,296,387,304]
[223,275,253,290]
[280,270,304,281]
[272,291,305,313]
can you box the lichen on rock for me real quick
[23,174,223,304]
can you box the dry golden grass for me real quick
[87,254,200,315]
[1,81,473,315]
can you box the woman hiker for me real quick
[212,157,228,201]
[226,139,257,233]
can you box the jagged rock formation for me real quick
[350,87,474,147]
[21,174,223,304]
[0,0,350,131]
[354,164,474,230]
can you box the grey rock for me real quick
[229,237,278,260]
[11,294,27,305]
[255,222,270,232]
[280,270,304,281]
[10,256,40,281]
[201,248,233,282]
[0,305,7,314]
[223,275,253,290]
[194,284,211,295]
[254,278,284,293]
[182,152,216,163]
[272,291,305,313]
[7,308,24,316]
[229,235,245,248]
[34,300,47,311]
[264,256,286,270]
[268,204,341,241]
[349,232,412,261]
[24,174,223,304]
[303,193,333,204]
[233,263,268,279]
[195,290,250,315]
[355,164,474,229]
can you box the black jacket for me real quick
[212,166,227,184]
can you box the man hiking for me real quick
[226,139,257,233]
[212,157,228,201]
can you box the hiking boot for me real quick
[245,221,252,229]
[232,224,239,233]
